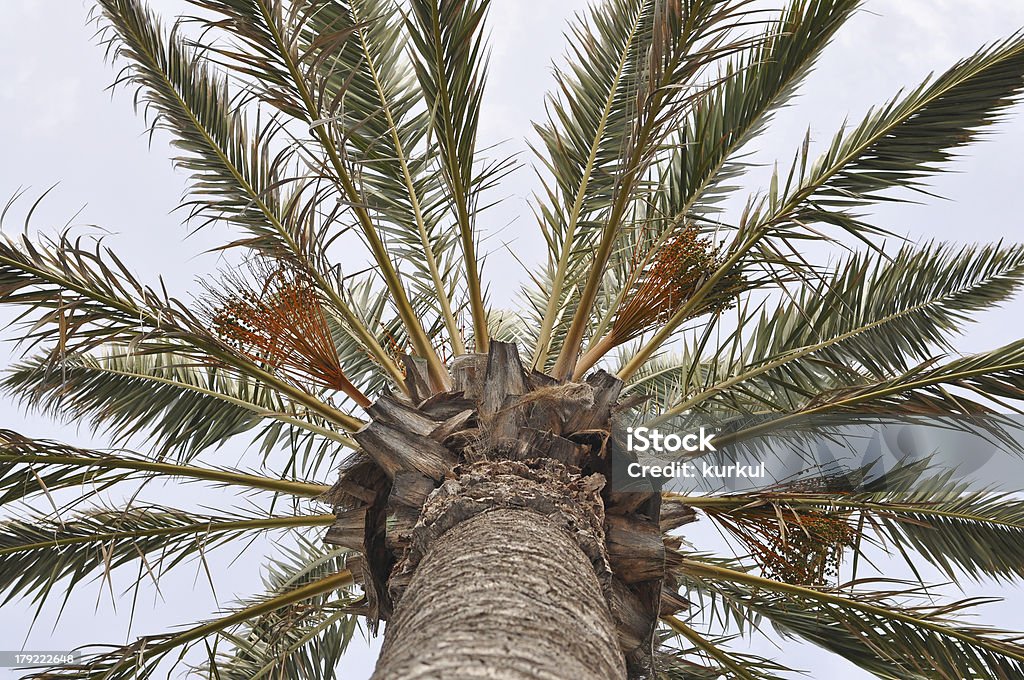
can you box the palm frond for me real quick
[651,240,1024,422]
[527,0,657,369]
[619,345,735,423]
[798,33,1024,214]
[4,348,354,462]
[660,617,794,680]
[199,537,358,680]
[406,0,494,351]
[720,337,1024,439]
[678,558,1024,679]
[298,0,466,355]
[184,0,449,386]
[0,504,333,607]
[667,0,861,218]
[585,0,860,363]
[0,227,362,432]
[620,30,1024,379]
[97,0,304,260]
[0,430,328,510]
[96,0,410,389]
[673,469,1024,584]
[24,545,355,679]
[753,29,1024,241]
[551,0,761,378]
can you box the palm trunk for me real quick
[326,343,681,679]
[372,508,626,679]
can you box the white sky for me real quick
[2,1,1024,678]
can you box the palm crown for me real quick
[4,0,1024,678]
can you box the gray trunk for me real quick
[371,508,627,680]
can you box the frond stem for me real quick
[0,513,336,557]
[1,452,330,498]
[252,0,448,387]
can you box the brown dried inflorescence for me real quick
[720,508,856,586]
[210,265,369,407]
[611,225,740,345]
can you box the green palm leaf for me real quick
[0,429,328,509]
[678,558,1024,679]
[96,0,409,387]
[183,0,449,386]
[589,0,860,356]
[674,471,1024,584]
[23,544,355,679]
[621,30,1024,379]
[552,0,763,378]
[527,0,658,369]
[660,618,792,680]
[651,240,1024,422]
[293,0,468,355]
[3,349,354,460]
[406,0,494,351]
[538,0,757,376]
[96,0,305,259]
[0,229,363,432]
[199,538,358,680]
[0,505,333,606]
[722,337,1024,435]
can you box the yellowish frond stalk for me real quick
[662,616,759,680]
[0,452,331,498]
[253,0,449,389]
[358,29,465,357]
[572,333,619,380]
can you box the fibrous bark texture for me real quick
[371,509,627,680]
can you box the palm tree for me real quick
[4,0,1024,677]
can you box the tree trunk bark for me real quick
[371,508,627,680]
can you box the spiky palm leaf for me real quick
[0,429,327,507]
[0,504,334,606]
[3,348,352,462]
[675,559,1024,680]
[20,538,356,679]
[617,26,1024,379]
[198,538,359,680]
[671,467,1024,584]
[642,240,1024,424]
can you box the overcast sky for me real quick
[2,1,1024,678]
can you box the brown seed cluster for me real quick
[612,225,739,344]
[211,269,367,405]
[722,508,855,586]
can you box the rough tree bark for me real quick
[326,343,694,679]
[371,509,626,679]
